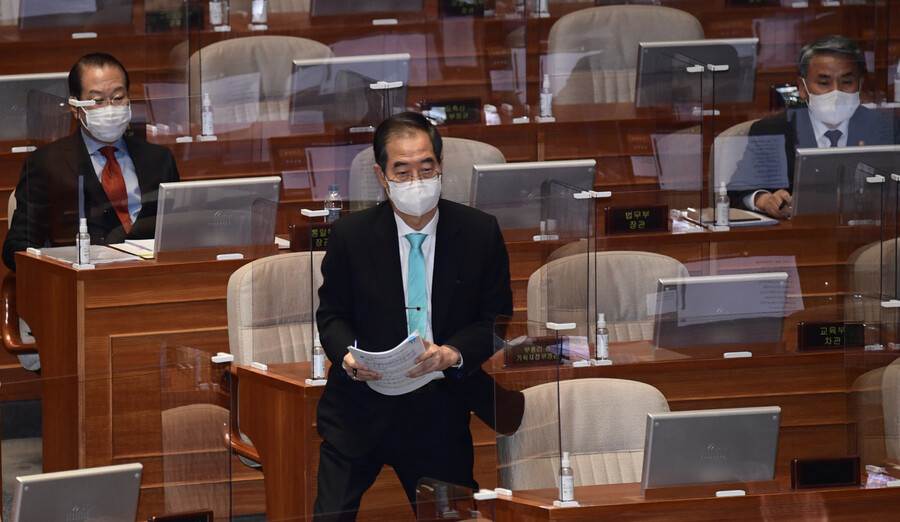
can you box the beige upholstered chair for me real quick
[547,6,704,105]
[226,251,324,467]
[846,239,900,324]
[527,250,689,341]
[161,403,231,515]
[497,378,669,490]
[347,137,506,211]
[188,35,332,124]
[851,358,900,468]
[227,251,325,366]
[712,119,760,188]
[2,193,39,369]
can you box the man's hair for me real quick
[373,112,442,172]
[68,53,130,99]
[798,35,866,78]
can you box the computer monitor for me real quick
[641,406,781,493]
[11,462,143,522]
[652,272,788,349]
[635,37,759,107]
[792,144,900,223]
[18,0,133,30]
[289,53,411,135]
[0,71,67,143]
[470,159,596,230]
[154,176,281,253]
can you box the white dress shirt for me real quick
[393,209,439,343]
[81,129,142,223]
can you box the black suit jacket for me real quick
[728,106,899,208]
[3,131,180,270]
[315,199,513,458]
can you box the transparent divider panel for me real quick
[494,318,591,500]
[159,343,233,520]
[843,144,900,485]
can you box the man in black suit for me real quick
[728,35,899,218]
[2,52,180,271]
[314,112,513,520]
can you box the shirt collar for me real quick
[393,207,439,239]
[80,128,126,155]
[807,107,852,147]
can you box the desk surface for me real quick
[492,482,900,521]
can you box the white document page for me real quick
[348,334,444,396]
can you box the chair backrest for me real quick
[188,35,332,123]
[548,6,704,104]
[226,251,325,366]
[851,358,900,467]
[527,250,689,341]
[347,137,506,211]
[497,378,669,490]
[846,239,900,323]
[711,119,760,188]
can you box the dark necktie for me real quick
[99,146,132,234]
[824,129,842,147]
[406,233,427,336]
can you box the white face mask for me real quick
[803,79,859,127]
[386,176,442,217]
[80,104,131,143]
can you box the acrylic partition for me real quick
[158,343,234,520]
[6,0,900,519]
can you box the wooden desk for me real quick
[14,251,267,519]
[491,482,900,521]
[237,345,883,521]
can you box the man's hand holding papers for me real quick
[347,333,445,396]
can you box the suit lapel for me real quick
[432,201,461,343]
[368,203,408,339]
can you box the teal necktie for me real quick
[406,233,427,336]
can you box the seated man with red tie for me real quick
[1,53,179,370]
[2,52,179,271]
[727,35,900,219]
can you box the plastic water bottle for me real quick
[540,74,553,118]
[312,335,326,379]
[595,313,609,361]
[251,0,267,24]
[76,218,90,265]
[201,92,214,136]
[325,184,342,223]
[559,451,574,501]
[715,182,730,227]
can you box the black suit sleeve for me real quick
[441,214,512,374]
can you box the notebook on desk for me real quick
[640,406,781,493]
[684,207,778,227]
[11,462,143,522]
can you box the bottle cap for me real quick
[597,313,606,328]
[718,181,727,195]
[542,74,550,89]
[79,217,88,233]
[561,451,570,467]
[328,184,339,192]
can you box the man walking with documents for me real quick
[314,112,513,520]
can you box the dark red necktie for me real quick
[98,146,131,234]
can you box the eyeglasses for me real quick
[69,96,130,110]
[384,168,442,184]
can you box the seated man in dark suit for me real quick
[314,112,518,520]
[728,34,899,219]
[3,52,180,271]
[2,53,180,370]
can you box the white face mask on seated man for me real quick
[803,78,860,128]
[69,98,132,144]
